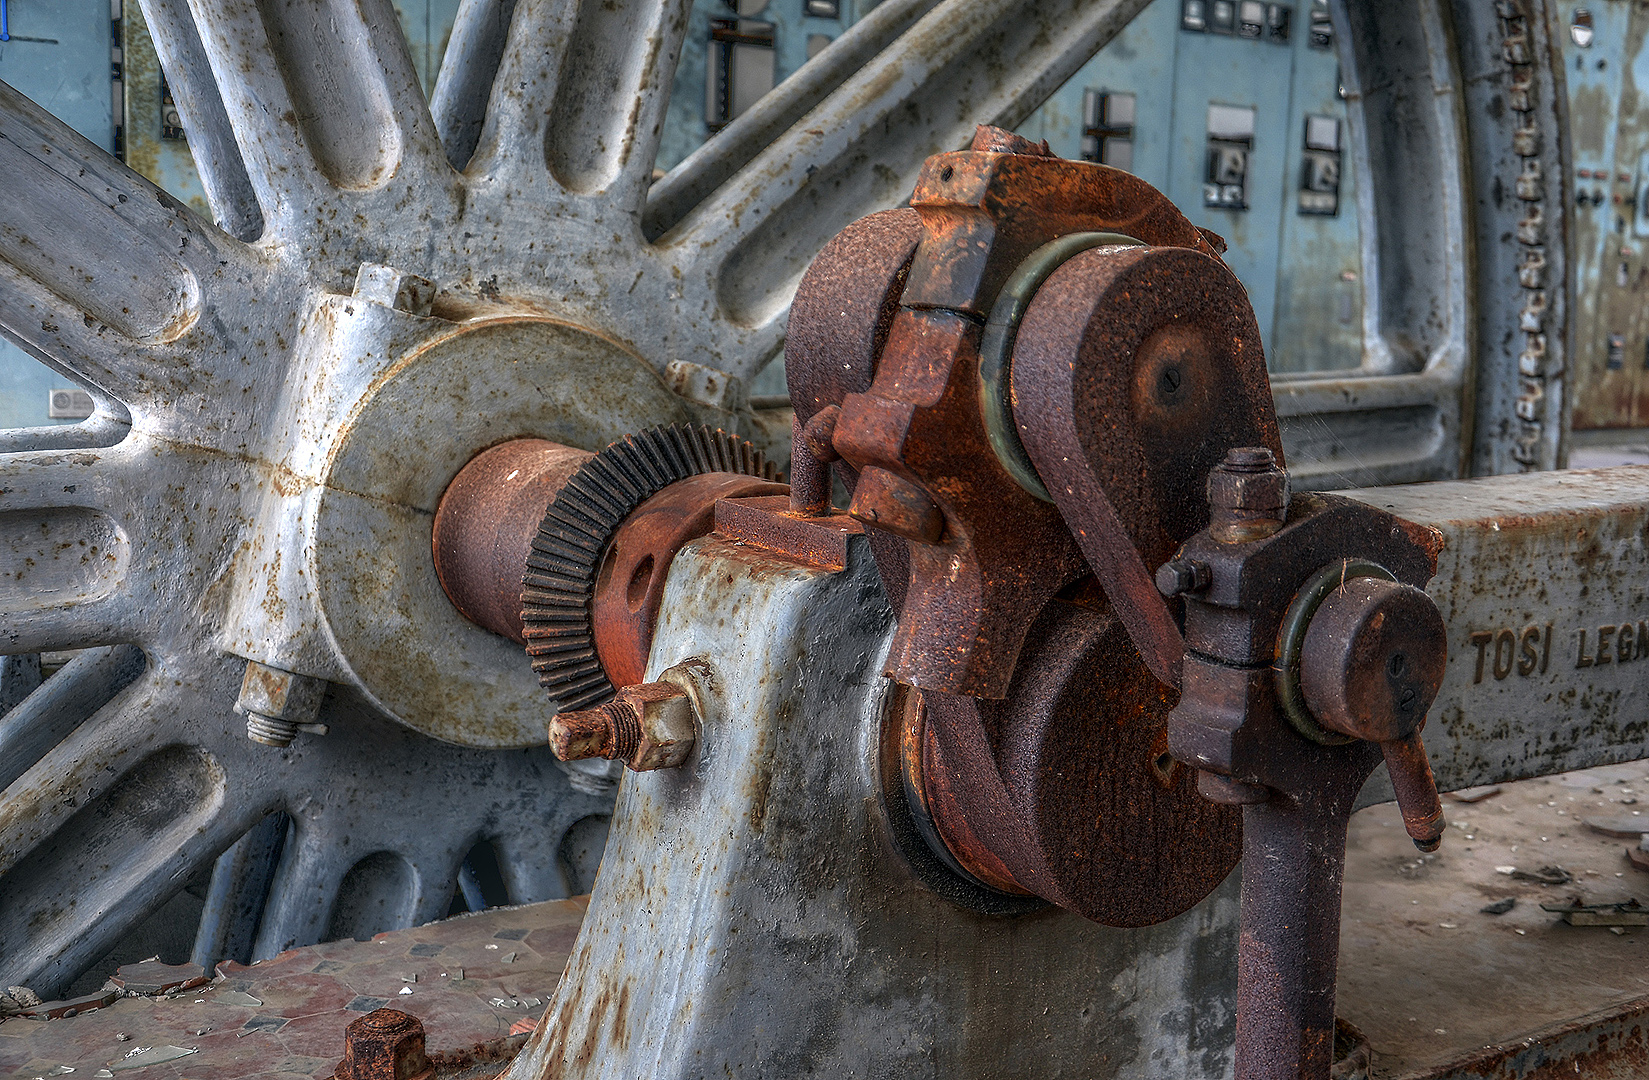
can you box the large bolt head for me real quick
[1207,446,1289,543]
[1298,577,1447,744]
[624,681,698,771]
[335,1008,432,1080]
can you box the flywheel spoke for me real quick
[432,0,525,172]
[0,667,265,997]
[184,0,450,239]
[0,80,252,403]
[0,445,165,655]
[136,0,264,240]
[471,0,691,213]
[659,0,1152,384]
[0,645,148,793]
[642,0,940,239]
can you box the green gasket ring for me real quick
[1274,558,1398,746]
[977,232,1143,503]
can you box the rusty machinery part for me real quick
[1298,573,1449,851]
[901,605,1243,926]
[432,439,596,644]
[811,125,1251,700]
[783,127,1277,927]
[1273,559,1398,747]
[975,230,1141,503]
[589,471,787,689]
[1166,487,1447,1080]
[334,1008,433,1080]
[1011,243,1280,690]
[521,425,781,710]
[547,662,704,772]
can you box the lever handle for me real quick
[1299,575,1449,850]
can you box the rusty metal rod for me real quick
[789,404,841,517]
[432,439,592,643]
[1234,791,1361,1080]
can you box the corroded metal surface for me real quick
[789,130,1266,927]
[590,473,785,690]
[1169,488,1447,1080]
[499,533,1244,1080]
[433,440,594,645]
[1340,466,1649,798]
[521,425,780,710]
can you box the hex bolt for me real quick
[1155,558,1211,597]
[334,1008,433,1080]
[236,660,328,747]
[549,675,699,772]
[1206,446,1290,544]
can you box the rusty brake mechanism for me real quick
[426,125,1454,1080]
[786,126,1452,1080]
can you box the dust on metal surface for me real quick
[1340,466,1649,798]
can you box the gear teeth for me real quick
[521,423,782,709]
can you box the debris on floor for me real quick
[1510,865,1574,885]
[1539,898,1649,927]
[0,897,588,1080]
[1445,785,1503,804]
[1481,898,1516,915]
[1583,816,1649,838]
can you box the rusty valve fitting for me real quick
[334,1008,432,1080]
[1207,446,1289,544]
[549,676,699,772]
[1300,576,1450,851]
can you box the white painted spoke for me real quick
[185,0,449,237]
[643,0,941,239]
[465,0,579,190]
[471,0,691,212]
[660,0,1151,383]
[137,0,265,240]
[0,444,137,514]
[0,81,261,403]
[0,671,253,995]
[0,446,152,654]
[431,0,523,171]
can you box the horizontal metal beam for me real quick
[1342,465,1649,797]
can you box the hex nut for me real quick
[1155,558,1211,597]
[548,667,702,772]
[236,660,328,747]
[624,681,698,771]
[334,1008,432,1080]
[1207,447,1290,543]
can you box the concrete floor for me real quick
[1339,762,1649,1077]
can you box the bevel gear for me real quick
[522,424,781,709]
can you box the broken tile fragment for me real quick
[109,962,207,996]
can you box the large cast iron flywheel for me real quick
[0,0,1190,997]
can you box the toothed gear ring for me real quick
[522,424,781,709]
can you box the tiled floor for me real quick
[0,897,587,1079]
